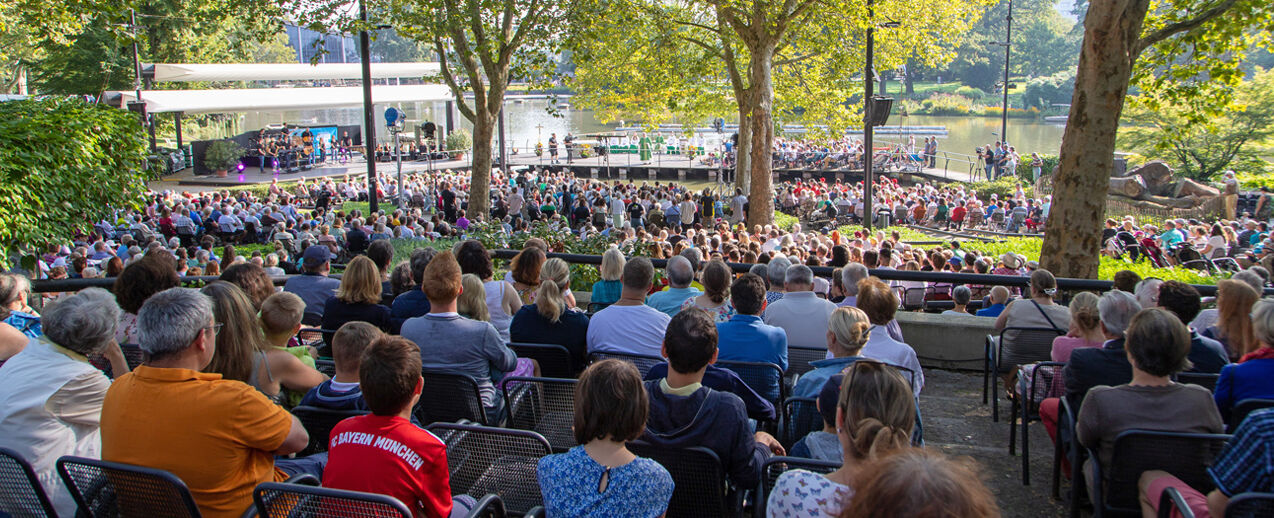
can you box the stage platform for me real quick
[154,151,978,191]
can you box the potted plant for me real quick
[445,129,472,160]
[203,140,244,177]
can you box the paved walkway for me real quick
[921,369,1068,517]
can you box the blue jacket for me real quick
[1064,338,1131,412]
[390,290,432,319]
[1215,358,1274,422]
[646,287,701,316]
[716,315,788,402]
[976,303,1006,318]
[793,356,865,399]
[645,363,776,421]
[1186,331,1230,374]
[299,380,368,411]
[641,380,768,489]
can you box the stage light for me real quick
[237,162,245,171]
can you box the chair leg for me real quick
[1052,430,1063,500]
[982,340,990,405]
[1022,414,1031,486]
[1008,399,1018,455]
[992,373,1000,422]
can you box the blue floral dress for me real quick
[537,446,674,518]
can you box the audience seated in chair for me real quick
[1199,278,1260,362]
[855,279,924,397]
[510,258,591,372]
[839,448,1000,518]
[390,248,437,320]
[299,322,383,411]
[321,256,401,354]
[1050,292,1106,363]
[0,288,129,516]
[716,273,788,401]
[588,257,672,357]
[640,308,785,490]
[644,256,702,316]
[794,306,872,399]
[324,335,474,518]
[1214,300,1274,422]
[975,286,1011,318]
[283,245,341,317]
[401,251,525,425]
[101,287,322,518]
[763,264,838,349]
[1156,281,1230,373]
[1076,307,1223,495]
[1139,407,1274,518]
[769,362,916,516]
[258,291,327,405]
[538,360,674,517]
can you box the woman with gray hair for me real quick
[942,285,974,316]
[0,288,127,516]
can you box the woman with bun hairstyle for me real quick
[766,360,916,517]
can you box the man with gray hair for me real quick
[1063,290,1143,412]
[763,264,837,348]
[100,287,318,517]
[837,263,869,308]
[646,255,703,316]
[765,256,792,304]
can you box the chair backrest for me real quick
[502,376,578,452]
[1174,372,1220,392]
[253,482,411,518]
[998,327,1064,368]
[585,302,611,315]
[714,360,785,410]
[414,370,488,426]
[1229,399,1274,433]
[1226,492,1274,518]
[426,423,551,514]
[0,448,57,517]
[785,346,828,377]
[56,456,202,518]
[758,456,842,517]
[1096,431,1231,515]
[1023,361,1067,409]
[627,442,733,518]
[902,287,927,310]
[291,406,370,455]
[313,359,337,378]
[782,398,823,448]
[586,351,664,378]
[508,343,574,378]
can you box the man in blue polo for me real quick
[716,273,788,403]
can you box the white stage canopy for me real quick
[144,62,440,83]
[109,84,454,114]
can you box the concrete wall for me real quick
[897,311,996,371]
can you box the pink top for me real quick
[1051,336,1104,363]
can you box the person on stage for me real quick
[639,132,652,163]
[549,133,559,164]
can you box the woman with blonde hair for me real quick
[458,274,491,322]
[679,260,735,323]
[320,255,399,354]
[1050,291,1104,363]
[768,361,916,517]
[590,247,626,305]
[1202,278,1260,360]
[510,258,591,372]
[793,306,873,399]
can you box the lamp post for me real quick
[359,0,378,213]
[862,6,901,232]
[986,0,1013,145]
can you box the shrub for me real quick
[774,211,799,231]
[920,94,974,116]
[203,140,244,172]
[1021,71,1076,111]
[954,86,986,101]
[445,129,472,152]
[959,177,1033,201]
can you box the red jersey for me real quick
[323,415,453,518]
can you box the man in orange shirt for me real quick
[100,288,319,518]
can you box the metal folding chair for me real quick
[1157,487,1196,518]
[253,482,412,518]
[1225,492,1274,518]
[1089,430,1231,517]
[415,371,489,426]
[785,346,828,379]
[1173,372,1220,393]
[628,442,737,518]
[0,448,57,517]
[314,359,337,378]
[508,342,575,378]
[715,360,786,414]
[781,397,821,449]
[984,326,1063,422]
[755,456,841,518]
[502,376,577,452]
[56,456,202,518]
[1010,361,1066,485]
[291,406,370,455]
[426,422,551,515]
[1228,399,1274,433]
[586,351,664,378]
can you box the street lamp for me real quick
[861,9,902,232]
[985,0,1013,147]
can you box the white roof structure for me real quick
[110,84,455,114]
[145,62,440,83]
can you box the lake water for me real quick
[238,101,1067,159]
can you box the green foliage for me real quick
[920,94,975,116]
[773,211,799,232]
[203,140,244,172]
[1016,153,1059,180]
[1021,70,1077,111]
[957,237,1222,284]
[1237,172,1274,190]
[954,86,986,101]
[445,129,472,152]
[0,98,150,254]
[834,225,933,242]
[959,176,1033,201]
[1118,68,1274,181]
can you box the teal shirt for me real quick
[645,286,702,317]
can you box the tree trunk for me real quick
[469,112,496,221]
[745,45,776,229]
[904,60,916,96]
[735,107,752,193]
[1039,0,1150,279]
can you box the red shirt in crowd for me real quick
[952,206,967,222]
[323,414,453,518]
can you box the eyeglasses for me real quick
[204,323,224,337]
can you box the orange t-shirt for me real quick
[100,366,293,518]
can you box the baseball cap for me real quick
[818,374,844,428]
[302,245,331,267]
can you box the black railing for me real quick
[32,250,1258,297]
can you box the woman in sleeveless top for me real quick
[455,240,522,342]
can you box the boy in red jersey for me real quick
[323,336,473,517]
